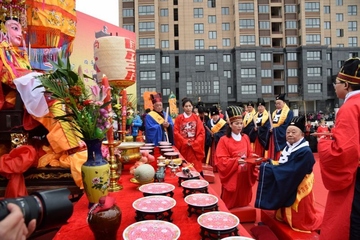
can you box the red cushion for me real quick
[250,225,279,240]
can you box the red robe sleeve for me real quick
[0,145,37,197]
[318,104,359,191]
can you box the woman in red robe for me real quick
[174,98,205,173]
[215,105,257,210]
[318,57,360,240]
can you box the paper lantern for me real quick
[94,36,136,89]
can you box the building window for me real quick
[186,82,193,95]
[209,46,217,49]
[260,37,271,46]
[336,13,344,21]
[287,52,297,61]
[324,6,330,14]
[138,5,154,15]
[324,21,331,29]
[336,29,344,37]
[162,56,169,64]
[193,0,203,2]
[262,85,271,94]
[288,85,298,93]
[324,37,331,45]
[162,88,170,96]
[207,0,216,8]
[285,21,297,29]
[240,52,255,61]
[222,38,230,46]
[222,23,230,31]
[241,68,256,78]
[213,81,219,94]
[139,22,155,32]
[221,7,229,15]
[223,54,231,62]
[208,31,217,39]
[194,39,204,49]
[210,63,217,71]
[241,85,256,94]
[208,15,216,23]
[348,5,357,16]
[259,5,269,13]
[161,24,169,32]
[140,87,156,95]
[239,3,254,12]
[350,52,359,58]
[337,60,345,68]
[288,69,298,77]
[306,18,320,28]
[306,34,321,44]
[240,19,255,29]
[195,55,205,65]
[261,69,271,78]
[160,8,168,16]
[307,67,322,77]
[259,21,270,29]
[285,5,296,13]
[286,37,297,45]
[228,86,232,94]
[194,8,203,18]
[240,35,255,45]
[139,54,155,64]
[337,44,344,47]
[349,37,358,47]
[194,23,204,33]
[308,84,321,93]
[261,53,271,61]
[162,72,170,80]
[123,24,134,32]
[348,21,357,31]
[140,71,156,80]
[307,51,321,60]
[305,3,319,12]
[139,38,155,48]
[224,70,231,78]
[161,40,169,48]
[326,68,332,77]
[122,9,134,17]
[336,0,343,6]
[326,53,332,60]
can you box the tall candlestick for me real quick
[102,75,114,143]
[121,89,127,142]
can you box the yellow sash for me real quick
[254,109,269,126]
[148,111,165,125]
[211,118,226,134]
[272,104,290,127]
[243,109,256,127]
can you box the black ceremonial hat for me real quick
[289,116,306,132]
[257,98,265,106]
[276,93,286,101]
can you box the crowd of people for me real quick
[133,57,360,240]
[0,7,358,237]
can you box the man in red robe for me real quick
[318,57,360,240]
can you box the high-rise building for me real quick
[119,0,359,114]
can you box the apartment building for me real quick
[119,0,359,114]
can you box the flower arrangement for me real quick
[36,59,112,141]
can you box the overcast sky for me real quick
[76,0,119,26]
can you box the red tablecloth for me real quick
[54,147,253,240]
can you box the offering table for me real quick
[54,147,253,240]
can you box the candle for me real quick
[121,89,127,140]
[102,75,114,143]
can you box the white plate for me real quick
[139,182,175,194]
[132,195,176,212]
[181,179,209,189]
[184,193,218,207]
[159,141,172,146]
[221,237,255,240]
[197,211,240,230]
[176,171,200,178]
[123,220,180,240]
